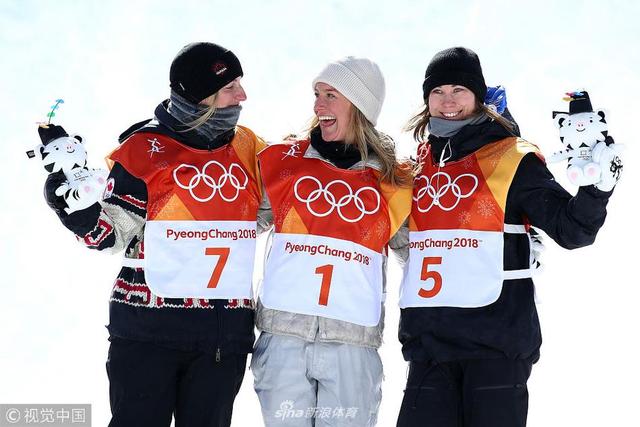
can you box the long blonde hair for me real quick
[405,99,516,143]
[307,106,412,187]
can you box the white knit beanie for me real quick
[312,56,386,126]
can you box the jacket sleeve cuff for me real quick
[59,202,103,236]
[579,184,614,199]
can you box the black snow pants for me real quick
[106,337,247,427]
[397,358,532,427]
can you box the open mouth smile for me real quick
[318,115,336,127]
[441,111,462,119]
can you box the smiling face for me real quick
[428,84,477,120]
[40,135,87,173]
[554,110,608,149]
[201,77,247,108]
[313,82,353,142]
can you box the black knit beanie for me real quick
[169,42,243,104]
[422,47,487,102]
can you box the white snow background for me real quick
[0,0,638,425]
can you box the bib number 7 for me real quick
[418,256,442,298]
[205,247,230,288]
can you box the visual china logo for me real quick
[413,172,478,212]
[294,176,380,223]
[173,161,248,202]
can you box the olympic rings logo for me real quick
[294,176,380,223]
[413,172,478,212]
[173,161,248,203]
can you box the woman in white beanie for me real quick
[252,56,412,426]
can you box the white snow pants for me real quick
[251,332,383,426]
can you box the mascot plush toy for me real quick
[32,123,108,213]
[550,91,623,191]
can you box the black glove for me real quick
[43,171,69,214]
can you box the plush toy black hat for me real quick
[38,124,68,146]
[567,91,593,114]
[27,124,69,159]
[169,42,243,104]
[422,47,487,101]
[552,91,594,119]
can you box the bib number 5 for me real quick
[418,256,442,298]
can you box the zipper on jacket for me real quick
[474,383,526,391]
[215,300,222,362]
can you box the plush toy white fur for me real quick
[35,131,108,213]
[549,91,623,191]
[550,107,608,186]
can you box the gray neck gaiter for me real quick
[428,113,488,138]
[167,90,242,141]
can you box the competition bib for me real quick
[400,137,540,308]
[260,233,383,327]
[111,129,265,299]
[399,229,504,308]
[144,220,257,299]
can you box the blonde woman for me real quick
[41,42,268,427]
[252,56,412,427]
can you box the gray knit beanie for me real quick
[312,56,385,126]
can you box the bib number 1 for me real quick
[314,264,334,306]
[418,256,442,298]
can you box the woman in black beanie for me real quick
[42,42,269,427]
[396,47,620,426]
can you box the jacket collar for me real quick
[302,143,383,171]
[151,100,235,150]
[302,127,382,171]
[427,118,515,163]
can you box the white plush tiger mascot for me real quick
[34,124,108,213]
[549,91,623,191]
[549,91,611,186]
